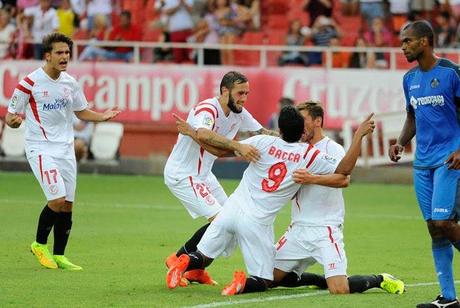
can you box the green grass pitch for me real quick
[0,172,459,307]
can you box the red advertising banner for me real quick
[0,61,407,129]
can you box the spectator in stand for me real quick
[78,13,109,60]
[267,97,294,131]
[163,0,194,63]
[307,15,341,65]
[86,0,112,31]
[233,0,258,30]
[0,7,15,59]
[278,19,309,66]
[340,0,359,16]
[348,35,376,68]
[388,0,410,33]
[303,0,333,27]
[14,8,34,59]
[434,11,456,48]
[409,0,436,20]
[187,1,221,65]
[364,16,392,68]
[215,0,250,65]
[24,0,59,60]
[359,0,385,28]
[57,0,76,37]
[79,11,141,62]
[330,36,350,68]
[17,0,39,9]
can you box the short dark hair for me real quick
[296,101,324,127]
[278,105,304,143]
[219,71,248,94]
[43,33,73,54]
[279,97,294,108]
[121,10,131,19]
[403,20,434,47]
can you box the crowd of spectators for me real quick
[0,0,460,67]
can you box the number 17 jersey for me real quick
[229,135,340,225]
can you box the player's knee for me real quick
[48,197,66,212]
[429,220,455,235]
[427,220,445,237]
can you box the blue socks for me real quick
[432,238,457,301]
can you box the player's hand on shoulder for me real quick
[389,143,404,162]
[173,113,194,137]
[293,169,316,184]
[102,109,121,121]
[355,113,375,137]
[446,149,460,169]
[236,143,260,163]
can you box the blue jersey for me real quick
[403,58,460,168]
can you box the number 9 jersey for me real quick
[230,135,340,225]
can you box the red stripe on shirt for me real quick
[194,107,217,120]
[327,226,342,258]
[197,147,205,174]
[29,94,48,140]
[189,176,197,197]
[306,149,320,169]
[195,102,219,117]
[303,144,314,159]
[16,84,31,95]
[38,155,43,183]
[24,77,35,87]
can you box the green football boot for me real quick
[30,241,58,269]
[54,255,83,271]
[380,273,405,294]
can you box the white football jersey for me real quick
[164,97,262,183]
[230,135,340,225]
[291,136,346,226]
[7,68,88,157]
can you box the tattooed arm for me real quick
[253,127,279,136]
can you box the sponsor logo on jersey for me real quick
[433,208,448,213]
[409,84,420,90]
[43,90,49,97]
[328,263,336,270]
[43,97,70,111]
[410,95,445,110]
[323,154,337,165]
[11,95,18,108]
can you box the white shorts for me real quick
[166,174,224,220]
[27,154,77,202]
[205,172,228,206]
[274,224,347,279]
[198,201,275,280]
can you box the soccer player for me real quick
[163,71,275,285]
[5,33,120,270]
[166,106,375,295]
[272,101,405,295]
[389,20,460,308]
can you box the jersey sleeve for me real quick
[304,144,340,175]
[238,108,263,132]
[8,80,32,114]
[451,67,460,99]
[189,104,218,131]
[402,75,413,113]
[72,82,88,111]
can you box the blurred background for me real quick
[1,0,456,180]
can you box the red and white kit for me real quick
[163,97,262,219]
[275,136,349,278]
[8,68,88,201]
[197,135,339,280]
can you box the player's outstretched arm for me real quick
[5,112,23,128]
[293,170,350,188]
[335,113,375,175]
[173,113,234,157]
[74,108,121,122]
[196,128,260,163]
[388,111,415,162]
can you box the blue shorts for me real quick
[413,164,460,221]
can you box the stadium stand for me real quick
[1,123,26,158]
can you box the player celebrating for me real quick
[163,71,275,285]
[6,33,120,270]
[272,101,405,295]
[166,106,375,295]
[389,20,460,308]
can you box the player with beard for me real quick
[163,71,276,286]
[5,33,120,271]
[390,20,460,308]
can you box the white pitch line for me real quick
[183,281,460,308]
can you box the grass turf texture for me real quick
[0,172,459,307]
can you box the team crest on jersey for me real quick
[203,115,214,127]
[63,87,71,98]
[49,184,59,195]
[430,78,440,88]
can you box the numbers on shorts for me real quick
[261,162,287,192]
[43,169,58,185]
